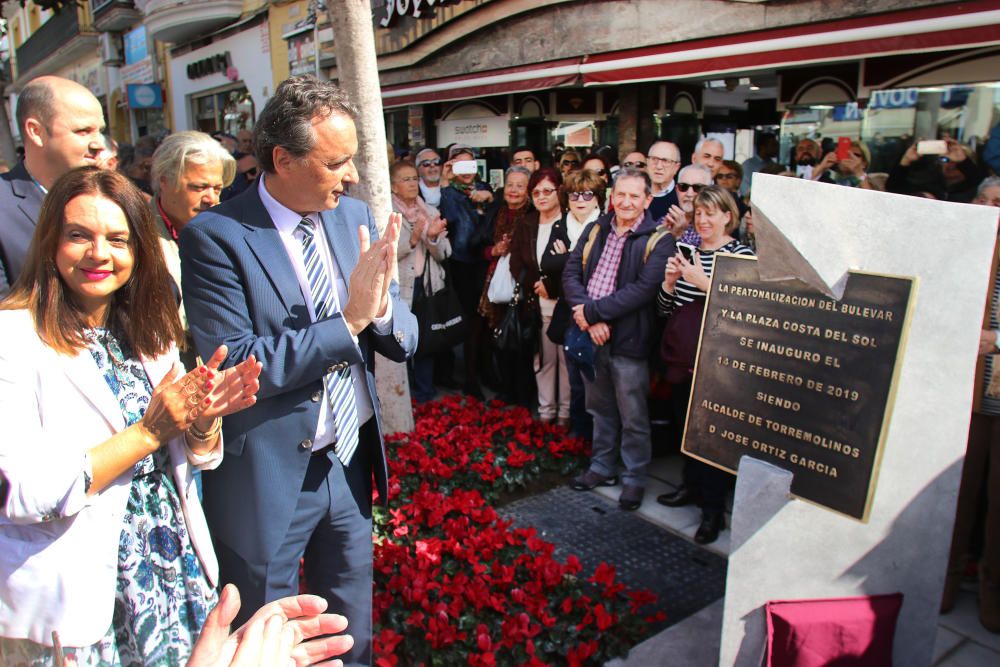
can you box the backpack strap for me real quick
[643,228,671,263]
[580,223,602,271]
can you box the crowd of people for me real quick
[1,69,1000,667]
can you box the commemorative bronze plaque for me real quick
[682,255,915,521]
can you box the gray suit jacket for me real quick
[0,162,44,294]
[178,182,418,564]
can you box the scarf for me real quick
[392,193,439,277]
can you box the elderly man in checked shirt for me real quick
[561,167,676,511]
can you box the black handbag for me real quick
[492,270,538,352]
[412,262,465,358]
[546,297,571,344]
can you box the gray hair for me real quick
[693,137,724,154]
[151,131,236,194]
[977,176,1000,198]
[678,163,713,184]
[505,165,531,181]
[254,75,359,173]
[613,166,652,195]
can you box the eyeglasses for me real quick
[648,156,680,166]
[418,159,441,168]
[622,161,647,169]
[560,159,581,167]
[677,182,706,193]
[532,187,557,197]
[568,191,596,202]
[716,173,738,180]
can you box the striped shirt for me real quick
[983,268,1000,416]
[586,218,642,300]
[657,239,754,316]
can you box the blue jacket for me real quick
[438,184,490,263]
[561,211,676,358]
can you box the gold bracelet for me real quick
[188,417,222,441]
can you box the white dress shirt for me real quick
[258,177,392,450]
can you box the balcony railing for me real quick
[143,0,243,44]
[15,8,91,76]
[90,0,143,33]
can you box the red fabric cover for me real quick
[765,593,903,667]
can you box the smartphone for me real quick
[452,160,478,175]
[917,140,947,156]
[836,137,852,161]
[677,242,696,263]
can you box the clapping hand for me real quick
[344,214,401,336]
[664,205,689,235]
[427,215,447,240]
[198,345,262,421]
[187,584,354,667]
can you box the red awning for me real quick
[582,1,1000,86]
[381,58,581,108]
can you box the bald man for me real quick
[0,76,105,292]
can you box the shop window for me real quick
[192,87,255,136]
[779,82,1000,172]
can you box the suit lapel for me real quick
[320,206,359,281]
[241,187,307,316]
[60,348,127,432]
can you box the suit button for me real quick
[299,439,312,450]
[310,390,322,403]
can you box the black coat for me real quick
[0,161,44,293]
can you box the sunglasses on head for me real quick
[419,159,441,167]
[623,161,647,169]
[677,182,706,193]
[568,190,596,202]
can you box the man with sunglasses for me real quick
[664,164,713,245]
[646,141,682,226]
[621,151,647,171]
[415,147,443,206]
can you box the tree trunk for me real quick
[327,0,414,434]
[0,84,18,166]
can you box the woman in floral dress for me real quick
[0,167,261,666]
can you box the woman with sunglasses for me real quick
[656,185,754,545]
[508,168,567,424]
[539,169,606,437]
[559,149,583,176]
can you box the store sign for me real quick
[127,83,163,109]
[187,53,231,80]
[437,116,510,148]
[868,88,918,110]
[120,57,155,85]
[123,26,149,66]
[379,0,464,28]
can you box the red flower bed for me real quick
[373,396,664,666]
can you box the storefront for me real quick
[167,13,272,136]
[360,0,1000,171]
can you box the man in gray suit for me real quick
[0,76,105,293]
[179,76,417,667]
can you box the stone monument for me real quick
[708,174,999,666]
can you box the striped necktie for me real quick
[297,217,359,466]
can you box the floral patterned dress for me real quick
[0,329,216,667]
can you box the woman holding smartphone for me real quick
[655,185,754,545]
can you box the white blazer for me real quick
[0,309,221,646]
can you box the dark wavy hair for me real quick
[528,167,563,208]
[1,166,183,357]
[254,75,360,173]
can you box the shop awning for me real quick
[381,57,582,108]
[581,2,1000,86]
